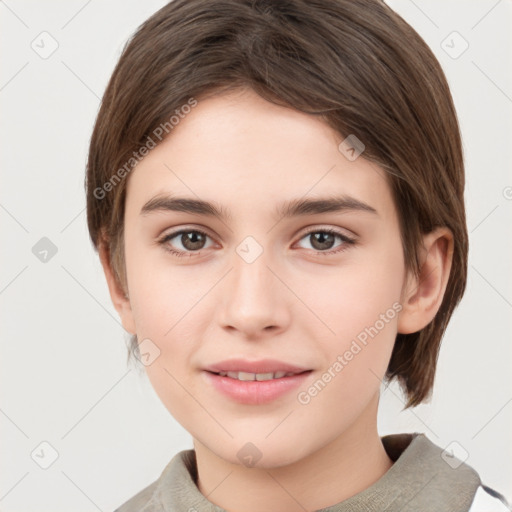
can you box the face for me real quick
[118,88,409,467]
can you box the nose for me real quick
[216,246,291,339]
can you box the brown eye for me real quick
[159,229,213,256]
[180,231,207,250]
[309,232,336,251]
[296,229,356,254]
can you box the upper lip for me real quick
[204,358,311,374]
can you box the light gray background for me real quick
[1,1,511,510]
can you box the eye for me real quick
[157,227,356,258]
[295,228,356,254]
[158,229,214,257]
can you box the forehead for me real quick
[125,89,396,223]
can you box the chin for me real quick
[210,436,311,470]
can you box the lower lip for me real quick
[202,370,313,405]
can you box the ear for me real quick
[397,227,454,334]
[98,237,137,335]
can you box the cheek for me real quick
[124,238,205,337]
[124,244,213,396]
[126,259,207,424]
[298,251,404,340]
[295,272,402,424]
[299,248,404,390]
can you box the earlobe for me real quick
[98,239,137,335]
[397,227,454,335]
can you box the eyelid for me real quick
[157,225,217,248]
[158,224,217,240]
[297,224,356,240]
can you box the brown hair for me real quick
[85,0,468,408]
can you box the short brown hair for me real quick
[85,0,468,408]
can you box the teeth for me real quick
[218,371,295,381]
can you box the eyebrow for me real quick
[140,194,378,221]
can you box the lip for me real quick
[202,371,313,405]
[203,358,311,374]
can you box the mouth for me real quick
[202,368,314,405]
[206,370,312,381]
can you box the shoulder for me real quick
[468,484,512,512]
[113,478,162,512]
[112,449,197,512]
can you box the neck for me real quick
[193,393,393,512]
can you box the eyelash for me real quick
[157,227,356,258]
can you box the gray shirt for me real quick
[114,432,487,511]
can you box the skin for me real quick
[100,87,453,512]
